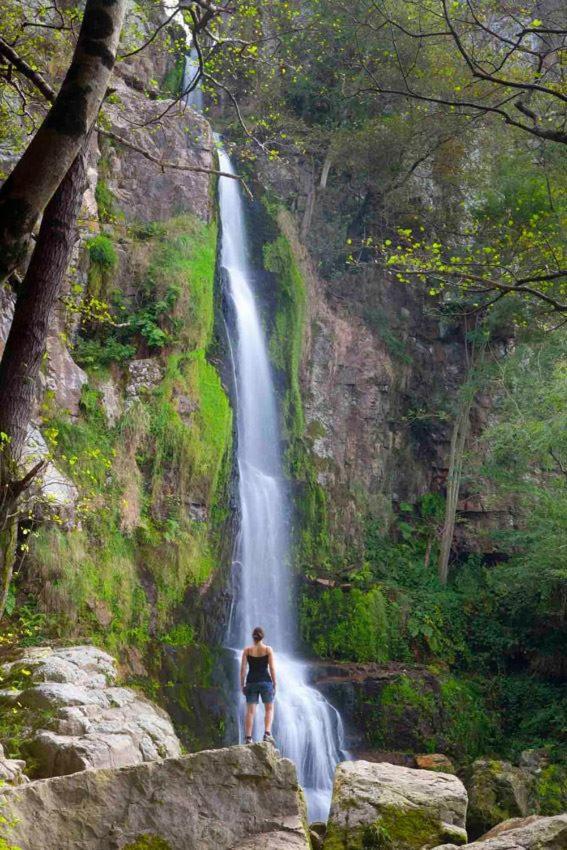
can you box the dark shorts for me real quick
[244,682,274,704]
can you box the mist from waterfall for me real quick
[217,146,347,822]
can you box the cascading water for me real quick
[217,148,348,822]
[182,47,203,113]
[161,3,347,816]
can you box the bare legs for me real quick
[264,701,274,734]
[245,702,256,738]
[244,700,275,739]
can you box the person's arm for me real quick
[240,649,248,693]
[268,648,276,691]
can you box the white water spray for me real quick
[217,147,347,822]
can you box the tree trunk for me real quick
[438,401,471,585]
[0,141,90,620]
[0,497,18,620]
[0,140,90,463]
[0,0,127,284]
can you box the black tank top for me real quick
[246,652,271,684]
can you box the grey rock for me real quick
[104,78,214,223]
[325,760,468,850]
[100,378,123,426]
[20,427,79,523]
[0,743,310,850]
[43,332,87,417]
[0,646,180,780]
[434,814,567,850]
[125,358,164,402]
[0,744,29,786]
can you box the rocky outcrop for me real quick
[0,646,180,779]
[433,814,567,850]
[0,743,310,850]
[104,78,214,224]
[21,426,79,524]
[311,661,451,756]
[324,760,468,850]
[0,744,28,786]
[465,759,532,839]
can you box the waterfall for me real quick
[182,48,203,112]
[217,146,348,822]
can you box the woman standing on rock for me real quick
[240,626,277,745]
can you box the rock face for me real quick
[0,743,310,850]
[324,760,468,850]
[0,646,180,779]
[0,744,28,786]
[434,814,567,850]
[465,759,532,839]
[105,78,214,223]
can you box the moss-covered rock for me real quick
[324,760,468,850]
[465,759,532,840]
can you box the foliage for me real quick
[73,338,137,370]
[87,234,118,269]
[162,623,195,647]
[86,233,118,301]
[300,586,390,662]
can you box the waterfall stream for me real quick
[217,147,348,822]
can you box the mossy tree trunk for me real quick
[0,0,127,284]
[0,500,18,619]
[0,139,90,620]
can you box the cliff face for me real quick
[0,3,234,750]
[264,185,511,563]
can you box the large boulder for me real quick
[324,760,468,850]
[433,814,567,850]
[0,645,180,779]
[465,759,532,839]
[0,743,310,850]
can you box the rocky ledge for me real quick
[0,645,180,779]
[0,742,309,850]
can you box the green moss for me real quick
[123,836,172,850]
[31,214,231,653]
[264,233,306,442]
[300,586,390,662]
[324,805,461,850]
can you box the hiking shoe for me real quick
[245,736,253,744]
[263,733,276,746]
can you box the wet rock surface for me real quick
[0,645,180,779]
[324,760,468,850]
[0,742,310,850]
